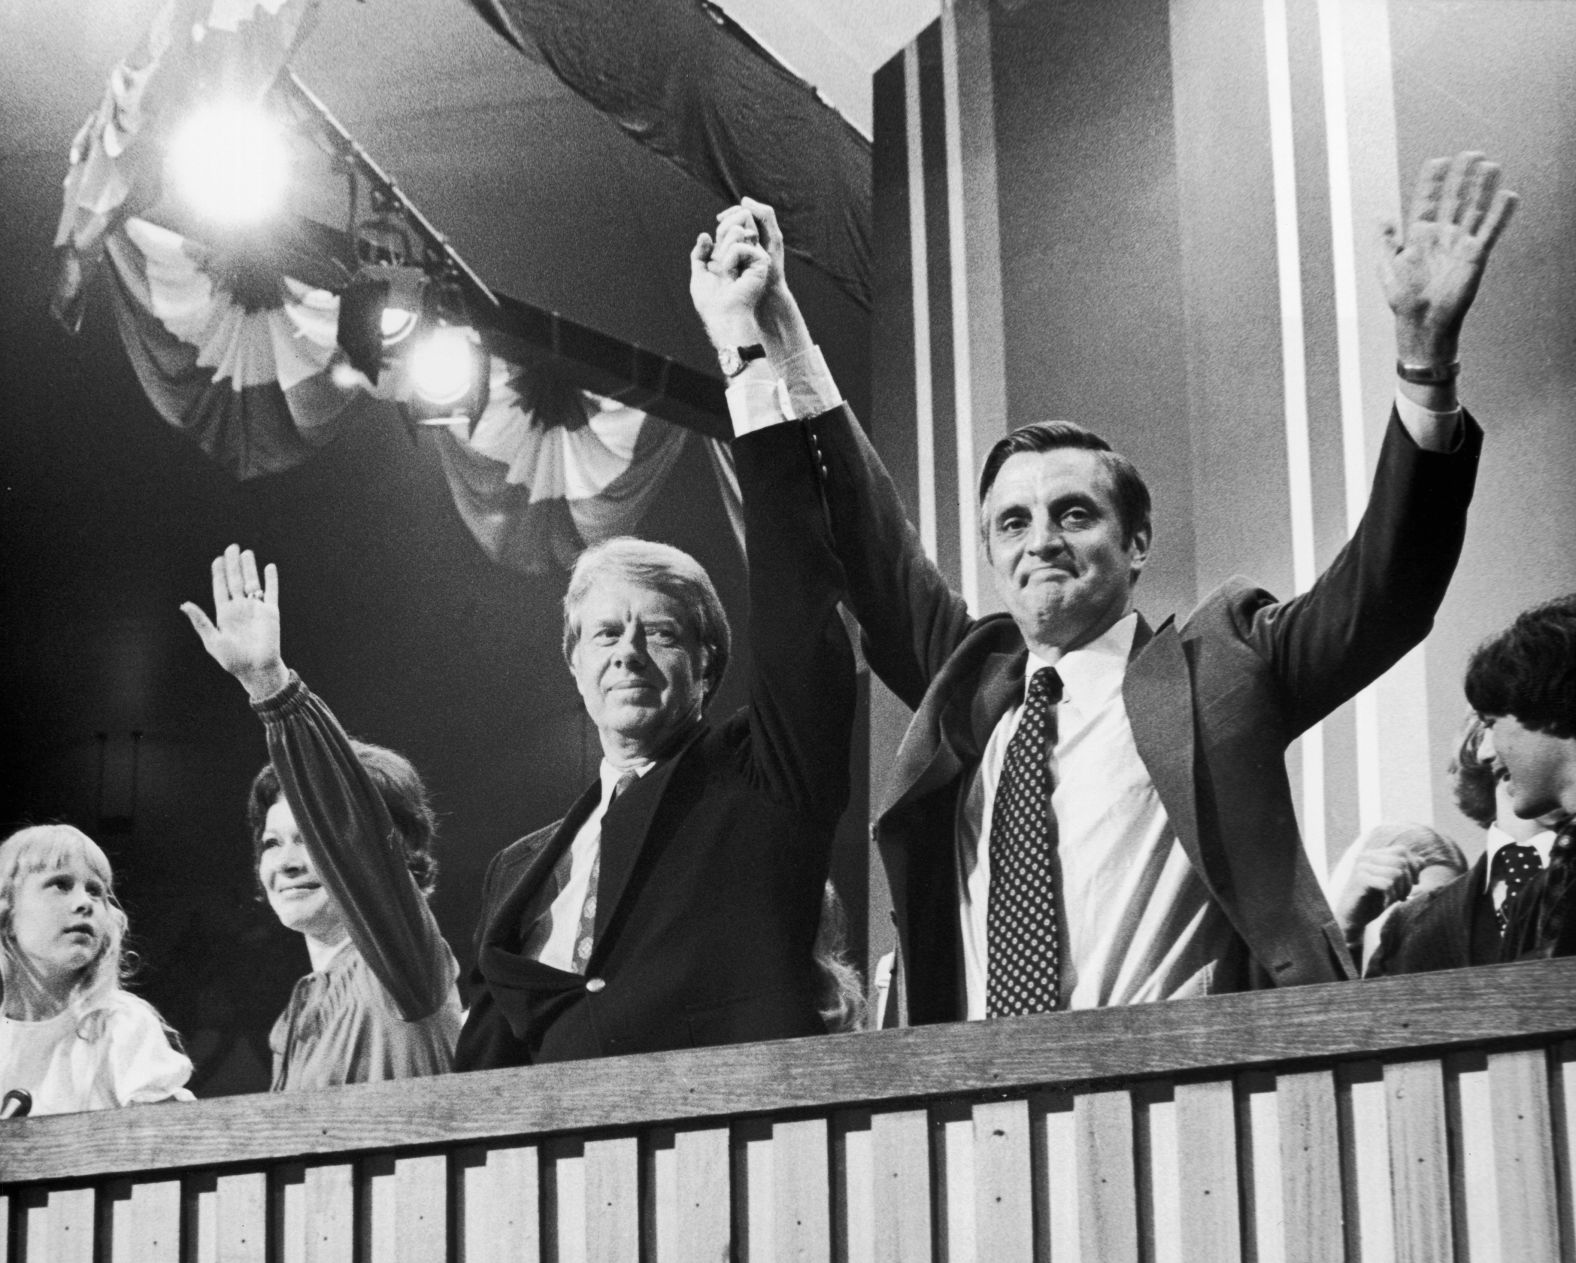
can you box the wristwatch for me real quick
[718,344,766,379]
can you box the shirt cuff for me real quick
[1394,388,1460,438]
[250,670,307,721]
[725,345,844,437]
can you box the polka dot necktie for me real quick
[1492,841,1543,934]
[986,667,1064,1017]
[570,770,639,974]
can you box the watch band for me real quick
[719,343,767,379]
[1395,359,1460,385]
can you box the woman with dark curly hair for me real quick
[183,546,462,1091]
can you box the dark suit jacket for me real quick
[807,403,1481,1024]
[1365,852,1500,976]
[454,423,855,1067]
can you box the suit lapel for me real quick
[482,781,602,953]
[1123,615,1205,876]
[885,637,1025,819]
[593,725,706,945]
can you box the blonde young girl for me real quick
[0,825,193,1115]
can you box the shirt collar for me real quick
[599,758,654,804]
[1026,611,1139,704]
[1484,823,1559,889]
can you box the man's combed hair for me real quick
[561,536,732,707]
[248,741,440,896]
[976,420,1153,551]
[1464,593,1576,740]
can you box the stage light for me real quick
[336,263,428,382]
[166,101,288,226]
[406,324,490,426]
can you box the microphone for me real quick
[1,1089,32,1120]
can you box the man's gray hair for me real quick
[562,537,731,707]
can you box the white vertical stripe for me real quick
[1318,0,1383,833]
[940,0,980,612]
[1263,0,1326,875]
[904,42,939,563]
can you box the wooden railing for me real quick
[4,959,1576,1261]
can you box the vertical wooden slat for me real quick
[871,1107,932,1263]
[107,1178,182,1263]
[1489,1047,1560,1260]
[394,1153,448,1263]
[584,1135,639,1262]
[1551,1039,1576,1263]
[215,1171,267,1262]
[671,1124,730,1263]
[1446,1050,1499,1263]
[274,1163,305,1263]
[832,1108,873,1263]
[973,1098,1033,1260]
[455,1142,539,1263]
[184,1171,218,1263]
[1076,1086,1138,1263]
[1035,1089,1080,1261]
[25,1187,94,1263]
[1385,1057,1453,1262]
[361,1154,397,1263]
[1132,1083,1174,1263]
[933,1099,977,1263]
[0,1188,10,1263]
[645,1128,677,1261]
[733,1116,774,1262]
[773,1116,831,1261]
[1237,1072,1281,1263]
[1276,1068,1343,1263]
[1174,1079,1242,1262]
[302,1162,355,1263]
[545,1137,588,1263]
[1339,1060,1393,1262]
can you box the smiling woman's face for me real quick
[258,797,346,943]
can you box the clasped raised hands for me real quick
[180,544,290,701]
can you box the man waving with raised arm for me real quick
[696,152,1515,1025]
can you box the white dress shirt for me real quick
[538,759,652,972]
[956,615,1238,1014]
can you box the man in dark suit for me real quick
[452,235,856,1066]
[699,150,1514,1024]
[1367,717,1558,975]
[1470,595,1576,960]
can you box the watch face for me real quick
[718,347,743,377]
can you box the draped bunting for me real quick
[464,0,872,310]
[101,215,743,574]
[57,0,745,576]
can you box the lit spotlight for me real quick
[407,325,489,426]
[337,264,428,382]
[166,101,289,226]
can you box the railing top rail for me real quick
[5,958,1574,1185]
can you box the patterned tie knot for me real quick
[1027,666,1063,707]
[1491,842,1543,887]
[610,769,639,805]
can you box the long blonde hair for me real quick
[0,825,130,1039]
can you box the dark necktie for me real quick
[525,769,638,970]
[1492,841,1543,933]
[986,666,1064,1017]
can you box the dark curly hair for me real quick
[1464,593,1576,740]
[247,740,438,898]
